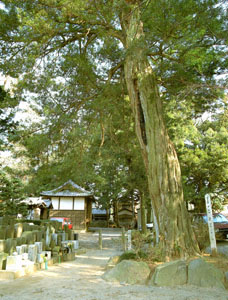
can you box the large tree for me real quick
[0,0,227,258]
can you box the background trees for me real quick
[0,167,27,216]
[0,0,227,257]
[0,85,19,150]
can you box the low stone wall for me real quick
[0,252,76,279]
[0,216,79,279]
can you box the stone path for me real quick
[0,231,228,300]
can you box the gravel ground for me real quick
[0,230,228,300]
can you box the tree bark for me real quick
[121,5,199,259]
[140,193,147,234]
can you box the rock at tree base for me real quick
[149,260,187,287]
[102,260,150,285]
[188,258,225,289]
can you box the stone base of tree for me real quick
[188,258,225,289]
[149,260,187,286]
[102,260,151,285]
[103,258,226,289]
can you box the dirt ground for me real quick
[0,230,228,300]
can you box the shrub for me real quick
[146,244,164,262]
[118,251,137,262]
[131,230,152,254]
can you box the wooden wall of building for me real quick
[50,210,86,229]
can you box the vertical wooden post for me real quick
[127,230,132,251]
[99,229,102,250]
[122,227,126,251]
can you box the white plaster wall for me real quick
[74,198,85,210]
[52,197,59,210]
[59,197,73,209]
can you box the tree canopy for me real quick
[0,0,227,258]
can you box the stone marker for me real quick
[28,245,38,262]
[16,246,23,255]
[16,236,26,246]
[21,231,35,244]
[14,223,23,238]
[61,232,66,242]
[31,230,41,242]
[69,231,74,240]
[102,260,150,285]
[52,233,58,245]
[22,223,30,232]
[21,244,28,253]
[41,238,46,251]
[50,239,56,250]
[71,240,79,250]
[0,239,6,252]
[149,260,187,286]
[35,242,43,254]
[0,216,9,225]
[127,230,132,251]
[5,238,15,254]
[6,255,22,270]
[57,234,62,246]
[45,227,50,247]
[0,253,8,270]
[6,225,14,239]
[22,253,29,261]
[0,227,6,239]
[188,258,225,289]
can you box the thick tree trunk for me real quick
[121,5,199,259]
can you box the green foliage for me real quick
[146,244,164,262]
[131,230,152,256]
[0,0,227,219]
[0,168,27,217]
[0,85,19,150]
[166,101,228,211]
[118,250,137,262]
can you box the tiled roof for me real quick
[22,197,53,208]
[40,180,93,197]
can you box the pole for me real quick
[122,227,126,251]
[99,229,102,250]
[205,194,217,256]
[127,230,132,251]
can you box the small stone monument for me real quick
[28,245,38,262]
